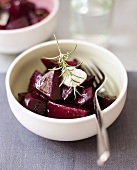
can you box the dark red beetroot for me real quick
[47,101,90,119]
[81,75,95,88]
[41,58,79,70]
[8,0,23,19]
[28,11,39,25]
[20,1,35,16]
[74,87,94,110]
[17,57,117,119]
[97,93,116,110]
[36,70,62,101]
[0,0,49,30]
[41,58,56,69]
[8,1,35,19]
[62,85,74,101]
[0,25,5,29]
[66,59,78,66]
[18,92,27,104]
[23,92,48,116]
[28,70,42,92]
[6,16,29,29]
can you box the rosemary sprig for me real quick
[45,35,85,99]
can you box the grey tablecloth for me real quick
[0,72,137,170]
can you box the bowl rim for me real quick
[5,40,128,124]
[0,0,59,34]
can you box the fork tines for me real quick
[82,61,105,90]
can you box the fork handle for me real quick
[94,98,110,166]
[96,117,110,166]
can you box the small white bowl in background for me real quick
[0,0,59,54]
[5,40,128,141]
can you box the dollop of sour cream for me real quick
[62,67,87,87]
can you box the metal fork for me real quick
[82,60,110,166]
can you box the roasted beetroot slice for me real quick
[62,85,74,101]
[23,92,48,116]
[18,92,27,104]
[66,59,79,66]
[28,70,42,92]
[8,0,22,19]
[0,0,49,30]
[20,1,35,15]
[97,93,116,110]
[8,0,35,18]
[41,58,55,69]
[74,87,94,110]
[0,25,5,30]
[6,16,29,29]
[28,11,39,25]
[36,70,62,101]
[81,75,95,88]
[47,101,89,119]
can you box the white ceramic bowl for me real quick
[5,40,128,141]
[0,0,59,54]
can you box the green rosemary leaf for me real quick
[79,85,84,88]
[59,69,66,77]
[67,67,75,71]
[48,67,62,71]
[71,78,80,84]
[75,62,83,68]
[74,87,77,100]
[75,88,82,96]
[63,44,77,56]
[51,61,59,64]
[71,74,84,79]
[45,55,60,60]
[44,35,86,99]
[59,76,67,87]
[68,87,73,93]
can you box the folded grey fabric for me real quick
[0,72,137,170]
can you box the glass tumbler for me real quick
[69,0,114,47]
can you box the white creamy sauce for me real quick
[62,67,87,87]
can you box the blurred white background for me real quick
[0,0,137,72]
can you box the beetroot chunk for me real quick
[18,92,27,104]
[66,59,79,66]
[28,70,42,92]
[0,25,5,30]
[23,92,47,116]
[97,93,116,110]
[81,75,95,88]
[0,0,49,30]
[6,16,29,29]
[20,1,35,16]
[41,58,55,69]
[47,101,90,119]
[74,87,94,110]
[41,58,78,70]
[36,70,62,101]
[62,85,74,101]
[28,12,39,25]
[8,0,22,19]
